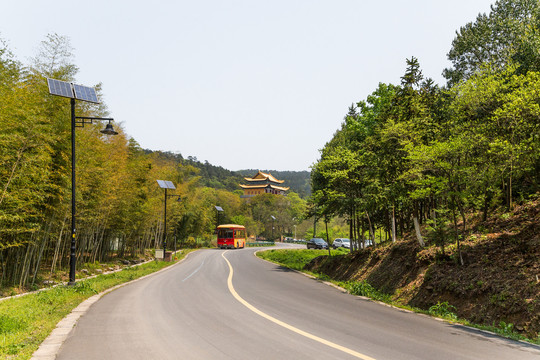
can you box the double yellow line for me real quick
[221,251,376,360]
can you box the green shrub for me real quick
[428,301,458,321]
[344,281,391,302]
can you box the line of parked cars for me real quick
[306,237,373,250]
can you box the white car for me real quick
[332,238,350,249]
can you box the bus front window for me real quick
[219,229,233,238]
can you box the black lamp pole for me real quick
[164,188,168,255]
[68,107,118,284]
[271,215,276,241]
[69,99,76,284]
[158,182,180,260]
[215,206,224,232]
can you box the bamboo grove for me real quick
[0,34,308,290]
[310,0,540,257]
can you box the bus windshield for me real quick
[218,229,234,238]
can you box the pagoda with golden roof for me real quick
[240,171,289,198]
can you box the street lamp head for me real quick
[100,122,118,135]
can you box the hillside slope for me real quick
[305,199,540,339]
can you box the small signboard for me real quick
[155,249,164,259]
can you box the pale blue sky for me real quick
[1,1,494,171]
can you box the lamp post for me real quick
[271,215,276,240]
[47,79,118,285]
[294,225,297,240]
[157,180,181,260]
[215,206,224,231]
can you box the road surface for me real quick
[57,244,540,359]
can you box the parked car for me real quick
[306,238,328,249]
[361,239,373,248]
[332,238,350,249]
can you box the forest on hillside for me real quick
[310,0,540,256]
[0,34,307,290]
[143,150,245,192]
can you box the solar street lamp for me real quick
[215,206,224,232]
[271,215,276,240]
[157,180,181,260]
[47,78,119,285]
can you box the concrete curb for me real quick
[30,250,195,360]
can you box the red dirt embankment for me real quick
[304,200,540,339]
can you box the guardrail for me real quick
[283,239,306,244]
[246,241,275,247]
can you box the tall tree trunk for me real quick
[365,211,375,247]
[392,204,397,243]
[413,217,425,247]
[32,229,49,286]
[325,218,331,257]
[482,189,490,222]
[451,205,464,265]
[413,202,425,247]
[349,209,354,253]
[50,218,65,275]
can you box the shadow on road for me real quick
[445,323,540,353]
[270,265,296,273]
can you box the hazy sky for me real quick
[1,1,494,171]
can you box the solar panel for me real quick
[215,206,224,212]
[157,180,176,189]
[164,181,176,189]
[47,78,74,99]
[73,83,99,103]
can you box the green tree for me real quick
[444,0,540,84]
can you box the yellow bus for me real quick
[217,224,246,249]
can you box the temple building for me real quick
[240,171,289,198]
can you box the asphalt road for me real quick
[57,244,540,359]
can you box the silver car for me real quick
[332,238,350,249]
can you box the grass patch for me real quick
[0,250,193,360]
[256,247,349,270]
[341,281,392,303]
[257,248,337,270]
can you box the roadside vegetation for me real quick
[0,250,192,359]
[309,0,540,257]
[258,248,348,272]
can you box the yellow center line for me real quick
[221,251,376,360]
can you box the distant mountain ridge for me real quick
[143,151,311,196]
